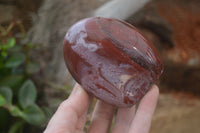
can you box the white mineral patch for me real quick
[118,74,135,90]
[126,91,134,97]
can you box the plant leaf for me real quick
[6,38,16,49]
[0,86,12,104]
[21,104,45,125]
[18,80,37,109]
[5,53,26,68]
[0,94,6,107]
[0,75,24,89]
[8,105,23,117]
[27,42,33,48]
[1,51,7,57]
[8,120,24,133]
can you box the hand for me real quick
[44,83,159,133]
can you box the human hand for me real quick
[44,83,159,133]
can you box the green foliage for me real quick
[8,120,25,133]
[0,94,6,106]
[0,75,24,89]
[0,23,48,133]
[9,105,23,117]
[21,104,45,125]
[0,87,12,104]
[18,80,37,109]
[5,53,26,68]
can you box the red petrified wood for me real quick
[63,17,163,107]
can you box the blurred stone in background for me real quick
[126,1,200,132]
[127,0,200,95]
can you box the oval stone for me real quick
[63,17,163,107]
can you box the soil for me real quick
[151,92,200,133]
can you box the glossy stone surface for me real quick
[63,17,163,107]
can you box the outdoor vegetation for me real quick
[0,21,52,133]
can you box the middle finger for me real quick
[88,100,115,133]
[111,105,136,133]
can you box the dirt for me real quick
[151,92,200,133]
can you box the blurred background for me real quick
[0,0,199,132]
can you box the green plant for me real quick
[0,22,46,133]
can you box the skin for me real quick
[44,83,159,133]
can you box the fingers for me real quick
[44,84,91,133]
[44,84,159,133]
[111,106,136,133]
[88,101,115,133]
[128,85,159,133]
